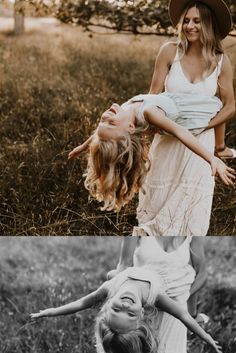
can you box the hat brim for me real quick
[168,0,232,39]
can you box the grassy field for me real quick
[0,22,235,235]
[0,236,235,353]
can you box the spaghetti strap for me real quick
[218,54,224,70]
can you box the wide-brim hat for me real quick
[168,0,232,39]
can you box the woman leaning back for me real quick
[134,0,236,236]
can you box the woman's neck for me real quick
[186,41,203,56]
[155,237,185,251]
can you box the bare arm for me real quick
[156,294,222,353]
[189,238,207,296]
[31,282,108,318]
[68,135,94,160]
[188,238,207,317]
[144,105,235,185]
[207,55,235,129]
[149,42,176,94]
[107,237,138,279]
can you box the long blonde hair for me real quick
[177,1,224,76]
[95,302,158,353]
[84,124,150,212]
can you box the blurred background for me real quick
[0,1,235,235]
[0,236,235,352]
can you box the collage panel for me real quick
[0,4,236,353]
[0,236,236,353]
[0,0,236,236]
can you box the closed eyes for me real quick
[112,307,136,317]
[183,18,200,24]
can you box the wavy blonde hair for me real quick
[95,303,158,353]
[84,122,150,212]
[177,1,224,77]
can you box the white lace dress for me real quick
[133,51,224,236]
[133,236,196,353]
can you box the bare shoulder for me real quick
[190,237,205,262]
[190,237,204,250]
[221,53,233,72]
[157,41,177,63]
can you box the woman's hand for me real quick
[68,145,85,160]
[211,340,223,353]
[210,156,235,185]
[206,334,223,353]
[107,269,119,280]
[30,308,55,319]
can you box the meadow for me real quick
[0,22,235,235]
[0,236,236,353]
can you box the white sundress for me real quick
[133,50,224,236]
[133,236,196,353]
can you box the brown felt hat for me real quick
[168,0,232,39]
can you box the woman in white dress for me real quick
[31,239,221,353]
[135,0,235,236]
[68,0,235,233]
[110,236,208,353]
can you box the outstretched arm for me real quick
[31,282,108,319]
[156,294,222,353]
[144,105,235,186]
[68,135,94,160]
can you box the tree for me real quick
[14,0,25,35]
[55,0,236,36]
[13,0,56,35]
[9,0,236,36]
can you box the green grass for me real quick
[0,237,235,353]
[0,24,235,235]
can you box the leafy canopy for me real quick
[14,0,236,35]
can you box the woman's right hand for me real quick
[210,156,235,185]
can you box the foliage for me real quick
[55,0,172,35]
[10,0,58,17]
[7,0,236,35]
[54,0,236,35]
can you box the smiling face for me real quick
[182,6,201,43]
[106,288,143,333]
[97,103,136,141]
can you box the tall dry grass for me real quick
[0,24,235,235]
[209,42,236,235]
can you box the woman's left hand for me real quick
[205,333,223,353]
[211,339,223,353]
[210,156,235,185]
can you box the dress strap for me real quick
[172,46,180,63]
[215,54,224,78]
[218,54,224,69]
